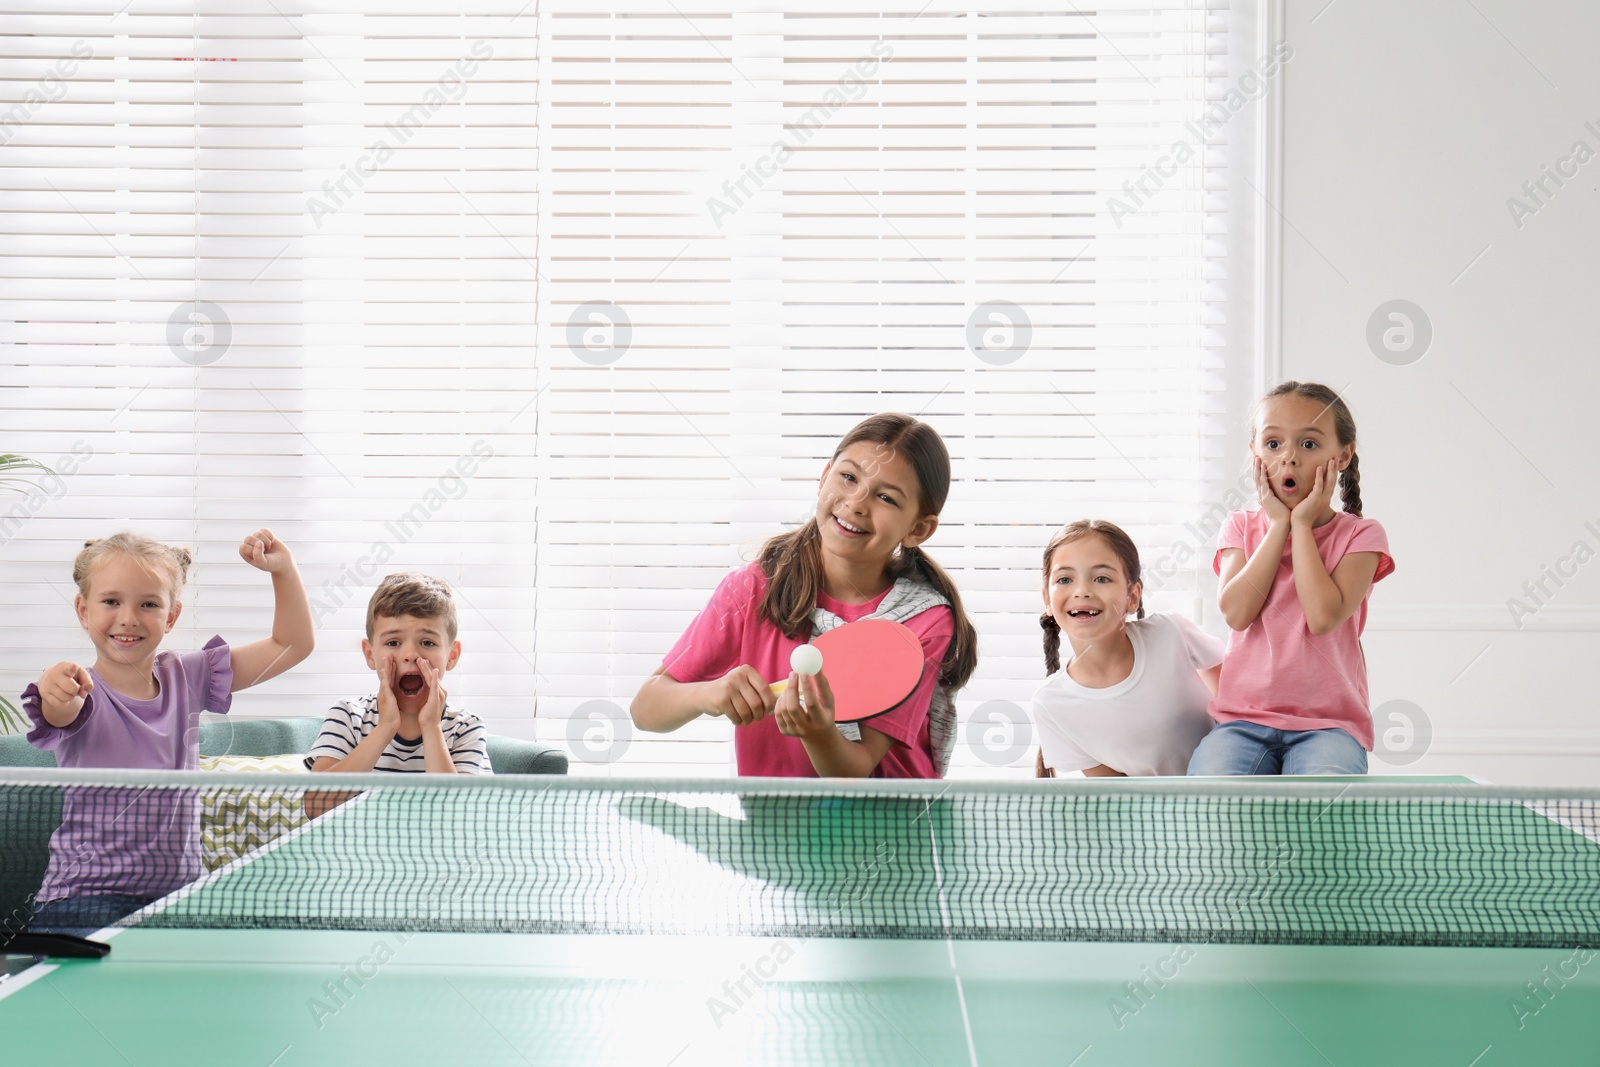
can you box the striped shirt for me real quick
[308,694,492,774]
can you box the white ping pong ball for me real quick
[790,644,824,677]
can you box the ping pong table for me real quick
[4,770,1598,1065]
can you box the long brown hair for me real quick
[755,413,977,691]
[1038,519,1144,676]
[1255,380,1364,517]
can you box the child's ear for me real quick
[1128,582,1143,618]
[902,513,939,550]
[165,600,183,633]
[445,640,462,671]
[74,594,88,629]
[361,638,377,671]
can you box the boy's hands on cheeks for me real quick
[1289,459,1340,529]
[774,670,836,740]
[238,528,293,573]
[1252,455,1290,526]
[710,665,776,725]
[417,658,448,729]
[374,653,403,738]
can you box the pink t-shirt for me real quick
[1210,510,1394,749]
[663,563,953,778]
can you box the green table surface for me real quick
[6,774,1598,1064]
[6,931,1598,1065]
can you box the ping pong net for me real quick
[3,769,1598,949]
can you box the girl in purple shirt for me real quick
[21,529,314,934]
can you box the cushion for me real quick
[198,753,309,871]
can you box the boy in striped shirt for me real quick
[308,573,491,775]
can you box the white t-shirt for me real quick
[307,694,493,774]
[1032,613,1224,777]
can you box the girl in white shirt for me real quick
[1033,520,1224,777]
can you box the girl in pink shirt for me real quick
[1187,382,1395,776]
[632,414,978,778]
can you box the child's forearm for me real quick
[1218,524,1289,630]
[268,564,315,667]
[38,692,85,729]
[421,723,458,773]
[1289,533,1345,635]
[631,671,713,732]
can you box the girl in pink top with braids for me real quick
[631,414,977,778]
[1187,382,1395,776]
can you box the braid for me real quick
[1040,611,1062,675]
[1341,451,1364,517]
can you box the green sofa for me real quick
[0,715,568,775]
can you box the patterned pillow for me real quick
[198,754,309,870]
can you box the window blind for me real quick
[0,5,540,728]
[3,2,1243,776]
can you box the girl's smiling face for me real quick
[74,554,182,672]
[1044,534,1141,645]
[1253,393,1355,507]
[815,440,938,579]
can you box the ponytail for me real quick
[756,520,824,641]
[891,544,977,691]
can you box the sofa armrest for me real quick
[0,735,56,769]
[484,735,568,775]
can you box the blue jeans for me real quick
[1187,721,1368,776]
[26,894,155,938]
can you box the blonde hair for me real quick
[73,532,192,603]
[366,572,459,642]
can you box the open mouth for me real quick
[832,516,868,536]
[1066,609,1102,620]
[1281,477,1297,493]
[397,672,425,697]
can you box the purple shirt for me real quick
[23,635,234,901]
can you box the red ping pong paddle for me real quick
[769,617,926,723]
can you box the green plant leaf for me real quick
[0,694,27,735]
[1,454,55,496]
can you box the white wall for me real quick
[1279,0,1600,784]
